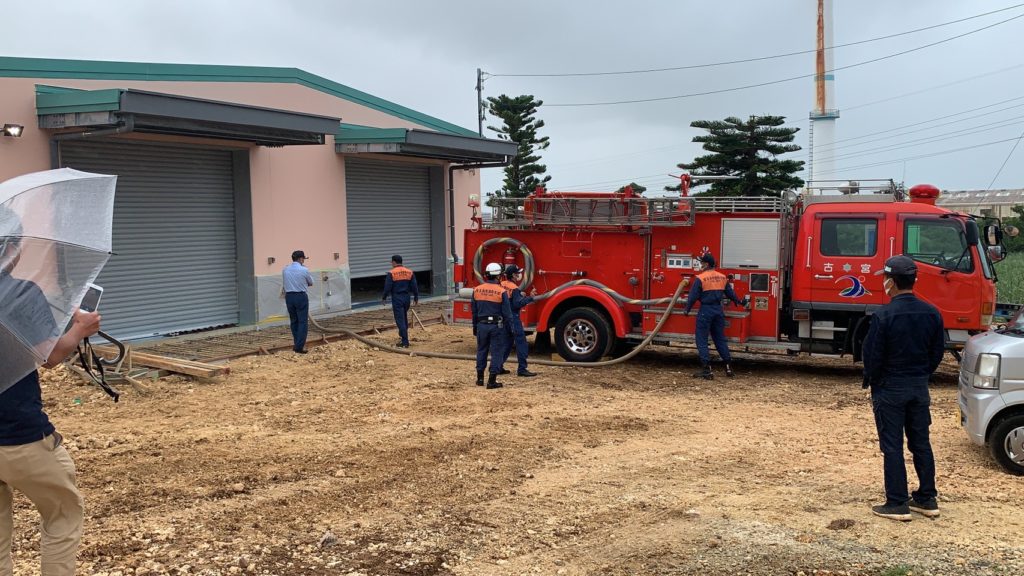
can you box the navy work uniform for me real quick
[383,255,419,348]
[863,255,944,521]
[472,278,513,389]
[684,254,742,379]
[500,268,536,377]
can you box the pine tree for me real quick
[616,182,648,195]
[486,95,551,198]
[666,115,804,197]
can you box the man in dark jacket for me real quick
[500,264,537,378]
[863,255,945,521]
[684,253,743,380]
[472,262,513,389]
[382,254,419,348]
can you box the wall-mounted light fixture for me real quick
[267,256,276,265]
[2,124,24,137]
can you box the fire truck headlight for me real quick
[973,353,1000,389]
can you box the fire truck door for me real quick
[720,218,781,339]
[809,215,886,305]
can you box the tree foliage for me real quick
[666,115,804,197]
[1002,204,1024,253]
[616,182,647,195]
[486,94,551,198]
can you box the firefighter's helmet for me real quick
[485,262,503,278]
[504,264,520,277]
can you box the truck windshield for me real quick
[904,219,972,273]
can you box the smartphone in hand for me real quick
[79,283,104,313]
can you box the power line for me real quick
[488,3,1024,78]
[987,128,1024,189]
[814,115,1024,164]
[786,62,1024,122]
[813,136,1022,176]
[814,97,1024,150]
[543,12,1024,107]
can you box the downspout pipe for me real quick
[448,160,509,265]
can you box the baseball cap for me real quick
[391,254,403,264]
[875,255,918,276]
[291,250,307,261]
[505,264,520,275]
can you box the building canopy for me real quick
[335,124,516,164]
[36,86,340,146]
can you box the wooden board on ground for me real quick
[95,347,229,378]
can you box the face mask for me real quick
[883,277,894,296]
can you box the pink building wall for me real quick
[0,76,484,317]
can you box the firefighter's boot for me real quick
[486,373,503,389]
[725,364,735,378]
[475,371,485,386]
[692,364,713,380]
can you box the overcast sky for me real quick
[3,0,1022,196]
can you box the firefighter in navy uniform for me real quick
[472,262,514,389]
[684,253,743,379]
[500,264,537,377]
[382,254,419,348]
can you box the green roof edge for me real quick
[36,87,123,114]
[2,56,477,137]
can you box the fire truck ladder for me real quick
[489,196,696,228]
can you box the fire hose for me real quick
[308,278,688,368]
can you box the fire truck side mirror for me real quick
[981,223,999,246]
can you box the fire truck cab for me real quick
[452,180,1005,364]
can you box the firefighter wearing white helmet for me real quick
[472,262,514,389]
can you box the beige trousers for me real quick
[0,434,83,576]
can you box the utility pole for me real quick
[476,68,485,137]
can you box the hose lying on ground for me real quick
[308,279,689,368]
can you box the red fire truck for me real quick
[451,179,1007,363]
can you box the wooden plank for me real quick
[94,347,228,378]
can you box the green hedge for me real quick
[996,251,1024,304]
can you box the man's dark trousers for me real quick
[392,296,411,346]
[871,382,937,505]
[502,315,529,373]
[476,323,507,374]
[695,306,731,365]
[285,292,309,351]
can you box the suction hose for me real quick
[308,278,689,368]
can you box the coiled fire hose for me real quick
[308,278,689,368]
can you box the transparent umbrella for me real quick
[0,168,116,394]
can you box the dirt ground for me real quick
[12,324,1023,576]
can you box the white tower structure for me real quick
[808,0,839,188]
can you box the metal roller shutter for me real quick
[345,158,431,277]
[60,140,239,339]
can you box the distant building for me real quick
[936,189,1024,219]
[0,56,515,340]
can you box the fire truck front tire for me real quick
[554,307,612,363]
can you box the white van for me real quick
[959,308,1024,475]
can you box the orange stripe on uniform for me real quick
[473,284,505,303]
[500,280,517,296]
[698,270,727,291]
[390,267,414,281]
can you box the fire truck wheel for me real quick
[554,307,611,363]
[989,414,1024,476]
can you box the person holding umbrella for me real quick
[1,212,102,575]
[0,168,117,576]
